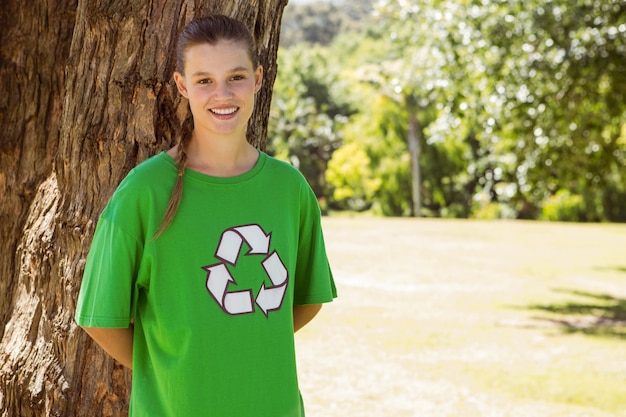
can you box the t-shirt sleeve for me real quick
[74,217,142,328]
[293,183,337,305]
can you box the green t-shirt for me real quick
[75,151,337,417]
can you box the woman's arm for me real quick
[293,304,322,333]
[81,326,134,370]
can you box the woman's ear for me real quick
[254,65,263,94]
[174,72,189,98]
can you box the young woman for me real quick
[75,15,337,417]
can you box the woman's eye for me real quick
[198,79,211,85]
[231,75,245,81]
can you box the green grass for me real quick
[296,217,626,417]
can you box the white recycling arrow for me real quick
[204,264,232,302]
[256,281,288,317]
[256,251,289,316]
[223,290,255,315]
[215,225,271,264]
[203,263,254,315]
[215,230,244,265]
[234,225,271,255]
[262,251,288,286]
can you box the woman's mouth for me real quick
[210,107,238,115]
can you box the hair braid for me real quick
[153,108,194,239]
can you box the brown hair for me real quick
[153,15,258,239]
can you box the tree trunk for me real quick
[406,96,422,217]
[0,1,287,416]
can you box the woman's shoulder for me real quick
[261,153,317,201]
[106,152,175,208]
[128,151,176,181]
[114,152,174,191]
[262,153,306,180]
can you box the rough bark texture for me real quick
[0,1,287,416]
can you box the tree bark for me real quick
[406,95,422,217]
[0,1,287,416]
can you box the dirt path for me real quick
[296,217,626,417]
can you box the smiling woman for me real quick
[174,42,263,145]
[74,14,336,417]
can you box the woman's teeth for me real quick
[211,107,238,115]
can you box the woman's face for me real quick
[174,40,262,140]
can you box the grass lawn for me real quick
[296,217,626,417]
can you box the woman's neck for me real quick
[182,131,259,177]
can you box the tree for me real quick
[268,46,352,200]
[357,3,457,217]
[357,0,626,221]
[330,88,414,216]
[474,0,626,220]
[0,1,287,415]
[280,0,376,47]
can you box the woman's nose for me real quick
[214,82,233,100]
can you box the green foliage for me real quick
[471,187,517,220]
[337,94,413,216]
[268,47,352,198]
[540,190,586,222]
[326,142,381,211]
[474,0,625,221]
[271,0,626,222]
[420,134,475,218]
[374,0,626,221]
[332,92,414,216]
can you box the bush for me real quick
[540,190,586,222]
[326,142,381,211]
[472,203,517,220]
[471,191,516,220]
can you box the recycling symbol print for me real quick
[201,224,288,317]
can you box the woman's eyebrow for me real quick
[191,67,251,77]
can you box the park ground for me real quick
[296,217,626,417]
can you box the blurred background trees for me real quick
[270,0,626,221]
